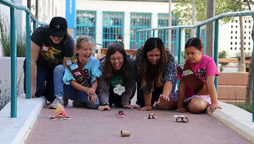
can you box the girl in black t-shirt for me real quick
[23,17,74,109]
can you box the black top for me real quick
[31,25,75,69]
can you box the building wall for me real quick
[56,0,254,56]
[1,0,253,57]
[57,0,175,49]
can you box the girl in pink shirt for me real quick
[171,37,221,113]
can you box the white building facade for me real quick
[0,0,253,57]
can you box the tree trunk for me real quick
[206,0,215,57]
[245,0,253,103]
[246,56,253,103]
[239,16,246,72]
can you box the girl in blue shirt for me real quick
[54,35,101,108]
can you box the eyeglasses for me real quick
[110,57,123,61]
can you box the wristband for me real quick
[103,102,109,106]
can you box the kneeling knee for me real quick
[188,103,206,114]
[54,64,65,73]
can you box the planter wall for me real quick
[217,72,248,101]
[0,57,25,110]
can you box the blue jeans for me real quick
[54,64,100,109]
[64,85,100,109]
[53,65,65,98]
[23,59,55,102]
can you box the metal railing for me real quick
[136,10,254,122]
[0,0,47,118]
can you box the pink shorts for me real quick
[170,90,212,105]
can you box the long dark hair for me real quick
[185,37,203,50]
[102,43,130,80]
[139,37,169,89]
[63,30,69,44]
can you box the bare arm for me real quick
[139,93,153,111]
[206,75,221,112]
[175,80,186,112]
[30,41,40,97]
[70,80,87,92]
[206,76,217,103]
[91,79,98,92]
[159,81,173,101]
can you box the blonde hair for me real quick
[76,35,95,50]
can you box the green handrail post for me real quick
[10,0,17,118]
[214,19,219,90]
[177,28,182,88]
[26,12,31,99]
[163,29,166,45]
[252,18,254,122]
[33,20,37,31]
[177,28,182,64]
[196,26,200,38]
[153,30,155,37]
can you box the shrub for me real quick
[0,15,26,57]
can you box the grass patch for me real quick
[0,15,26,57]
[234,102,252,113]
[227,101,252,113]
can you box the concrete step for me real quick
[217,85,246,100]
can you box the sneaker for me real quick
[49,96,64,109]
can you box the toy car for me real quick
[174,115,189,123]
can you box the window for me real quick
[102,11,124,48]
[157,13,178,55]
[76,11,96,42]
[130,12,151,49]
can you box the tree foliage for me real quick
[172,0,242,25]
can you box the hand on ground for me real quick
[31,88,36,98]
[175,107,186,113]
[98,105,110,111]
[207,103,222,113]
[159,94,170,101]
[156,94,170,105]
[139,106,153,111]
[122,104,134,109]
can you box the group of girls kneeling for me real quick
[41,35,222,114]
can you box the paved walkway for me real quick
[1,94,254,144]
